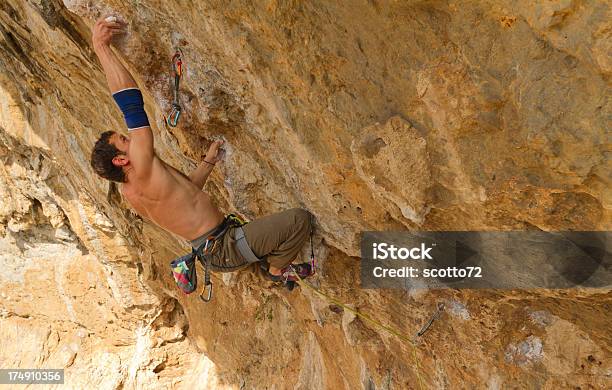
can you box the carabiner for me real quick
[199,282,213,302]
[165,104,181,127]
[171,50,183,78]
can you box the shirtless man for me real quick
[89,16,313,283]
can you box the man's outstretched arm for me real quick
[92,17,153,178]
[92,18,137,93]
[189,140,225,189]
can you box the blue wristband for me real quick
[112,88,150,130]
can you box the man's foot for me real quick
[263,262,313,283]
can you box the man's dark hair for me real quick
[90,131,126,183]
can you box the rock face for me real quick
[0,0,610,389]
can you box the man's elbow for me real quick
[113,89,150,131]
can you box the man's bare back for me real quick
[121,154,225,241]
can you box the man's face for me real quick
[110,132,130,153]
[109,132,130,167]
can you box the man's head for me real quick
[90,131,131,183]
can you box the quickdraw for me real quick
[164,49,183,127]
[199,239,215,302]
[416,302,445,337]
[309,216,316,272]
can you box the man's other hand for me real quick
[92,16,126,50]
[204,140,225,164]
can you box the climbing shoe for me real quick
[264,262,313,283]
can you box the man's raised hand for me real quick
[92,16,126,50]
[204,140,225,165]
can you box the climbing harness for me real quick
[169,214,249,302]
[288,267,425,390]
[416,302,445,337]
[164,49,183,127]
[195,214,253,302]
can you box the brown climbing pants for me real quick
[190,208,312,271]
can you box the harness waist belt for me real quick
[189,216,261,265]
[189,218,230,249]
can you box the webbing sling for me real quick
[234,226,261,264]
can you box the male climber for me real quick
[89,16,313,283]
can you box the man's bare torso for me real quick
[121,155,224,241]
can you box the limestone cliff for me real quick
[0,0,610,389]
